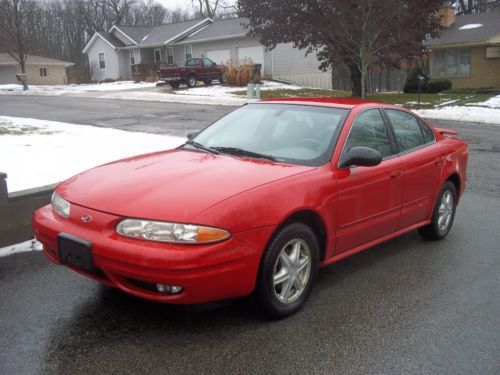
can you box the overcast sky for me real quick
[155,0,237,12]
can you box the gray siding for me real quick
[272,43,332,89]
[87,37,119,81]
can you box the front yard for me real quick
[231,87,498,110]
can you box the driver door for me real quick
[335,109,403,253]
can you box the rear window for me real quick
[385,110,426,152]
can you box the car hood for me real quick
[57,149,316,222]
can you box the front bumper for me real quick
[33,204,275,304]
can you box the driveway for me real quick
[0,96,234,137]
[0,96,499,374]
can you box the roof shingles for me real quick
[425,10,500,47]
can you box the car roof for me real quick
[259,97,389,109]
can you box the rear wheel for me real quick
[255,223,319,319]
[418,181,457,240]
[186,74,197,88]
[218,74,224,84]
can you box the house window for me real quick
[434,48,471,78]
[39,67,48,77]
[185,45,192,60]
[154,48,161,63]
[98,52,105,69]
[167,47,174,64]
[130,50,136,65]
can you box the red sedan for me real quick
[33,98,468,318]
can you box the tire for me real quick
[218,74,224,84]
[169,81,180,89]
[204,79,212,85]
[418,181,457,240]
[186,74,197,88]
[255,222,319,319]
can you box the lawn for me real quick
[232,87,497,109]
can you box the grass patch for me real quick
[232,87,496,109]
[0,122,58,135]
[232,88,351,98]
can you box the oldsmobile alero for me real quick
[32,98,468,318]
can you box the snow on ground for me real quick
[414,106,500,125]
[0,81,157,95]
[101,89,246,106]
[0,80,301,106]
[0,116,185,192]
[467,95,500,108]
[0,239,42,257]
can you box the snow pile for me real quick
[414,94,500,125]
[467,95,500,108]
[0,116,185,192]
[415,106,500,125]
[0,239,42,257]
[459,24,483,30]
[0,81,157,95]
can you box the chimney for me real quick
[439,3,456,28]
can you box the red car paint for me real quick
[32,99,468,305]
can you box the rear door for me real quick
[383,109,442,228]
[335,109,403,253]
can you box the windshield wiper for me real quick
[184,140,220,154]
[212,146,278,162]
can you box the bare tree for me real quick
[450,0,500,13]
[192,0,220,18]
[0,0,38,73]
[106,0,137,24]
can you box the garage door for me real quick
[238,46,264,72]
[207,49,231,65]
[0,66,18,84]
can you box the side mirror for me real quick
[339,146,382,169]
[187,131,199,140]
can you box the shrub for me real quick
[222,58,260,86]
[426,79,452,93]
[403,66,429,93]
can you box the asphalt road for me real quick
[0,95,232,137]
[0,96,499,374]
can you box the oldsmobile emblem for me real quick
[81,215,92,223]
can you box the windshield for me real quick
[191,103,349,166]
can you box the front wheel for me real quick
[186,74,197,88]
[255,223,319,319]
[418,181,457,240]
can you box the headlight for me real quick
[51,192,70,219]
[116,219,231,244]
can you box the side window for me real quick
[418,119,435,144]
[344,109,393,158]
[204,58,215,66]
[186,58,200,66]
[386,110,425,152]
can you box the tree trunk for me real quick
[348,63,362,97]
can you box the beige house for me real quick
[424,6,500,89]
[0,53,74,85]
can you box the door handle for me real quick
[390,170,402,179]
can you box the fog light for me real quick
[156,284,183,294]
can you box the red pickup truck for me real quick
[158,57,224,88]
